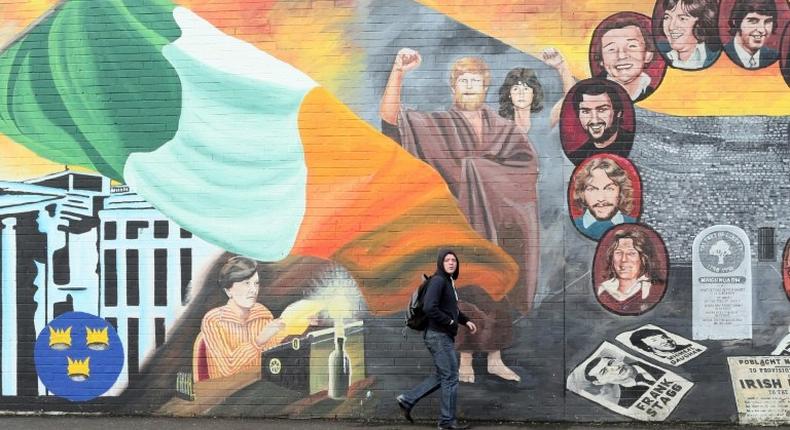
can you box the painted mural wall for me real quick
[0,0,789,424]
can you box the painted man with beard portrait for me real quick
[571,156,637,240]
[566,80,634,165]
[380,48,539,384]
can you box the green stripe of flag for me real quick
[0,0,182,180]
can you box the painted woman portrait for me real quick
[118,254,362,411]
[497,48,575,133]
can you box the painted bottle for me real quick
[327,336,351,399]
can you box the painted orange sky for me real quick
[0,0,787,179]
[419,0,790,116]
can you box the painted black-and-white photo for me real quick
[566,341,693,421]
[771,333,790,356]
[616,324,707,366]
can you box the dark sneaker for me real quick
[437,422,470,429]
[396,395,414,423]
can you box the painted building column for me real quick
[165,237,182,329]
[138,242,154,365]
[36,209,65,324]
[1,217,18,396]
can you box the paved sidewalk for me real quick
[1,416,790,430]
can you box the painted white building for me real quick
[98,185,219,393]
[0,171,219,397]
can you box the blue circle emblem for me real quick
[34,312,124,401]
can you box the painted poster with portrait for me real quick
[616,324,707,366]
[771,333,790,356]
[568,154,642,241]
[566,341,694,421]
[592,224,669,316]
[783,238,790,301]
[652,0,724,71]
[589,12,668,102]
[559,79,635,165]
[719,0,790,70]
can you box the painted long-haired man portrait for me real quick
[596,228,666,315]
[571,157,638,240]
[656,0,722,69]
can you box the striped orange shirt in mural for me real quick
[200,303,287,379]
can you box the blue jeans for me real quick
[400,329,459,426]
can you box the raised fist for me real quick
[541,47,565,69]
[394,48,422,73]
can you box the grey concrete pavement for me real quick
[1,416,790,430]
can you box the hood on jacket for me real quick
[435,248,460,280]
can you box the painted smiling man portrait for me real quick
[592,13,661,101]
[724,0,780,69]
[564,79,634,165]
[656,0,721,69]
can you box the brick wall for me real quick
[0,0,788,425]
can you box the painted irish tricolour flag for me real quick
[0,0,517,312]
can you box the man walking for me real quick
[397,250,478,429]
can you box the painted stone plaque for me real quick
[692,225,752,340]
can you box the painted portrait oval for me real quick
[781,22,790,86]
[589,12,668,102]
[783,238,790,301]
[560,79,635,165]
[592,224,669,316]
[652,0,724,71]
[718,0,790,70]
[568,154,642,241]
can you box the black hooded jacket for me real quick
[422,249,469,338]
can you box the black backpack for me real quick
[405,274,432,331]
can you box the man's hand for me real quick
[394,48,422,73]
[465,321,478,334]
[541,47,565,70]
